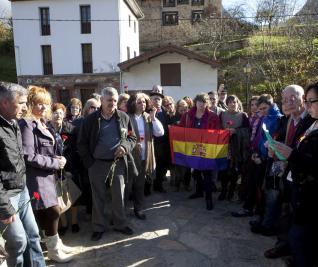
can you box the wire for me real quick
[0,12,318,22]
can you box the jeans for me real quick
[0,187,45,267]
[262,189,281,229]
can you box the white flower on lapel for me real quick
[120,128,127,140]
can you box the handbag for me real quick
[56,172,82,214]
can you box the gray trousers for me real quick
[126,161,146,212]
[88,159,127,232]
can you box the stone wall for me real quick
[138,0,222,50]
[18,72,120,105]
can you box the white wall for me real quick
[118,0,140,62]
[11,0,121,76]
[122,52,218,101]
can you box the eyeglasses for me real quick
[304,99,318,106]
[282,95,297,104]
[165,103,173,107]
[89,106,98,110]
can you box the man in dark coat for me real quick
[78,87,136,241]
[149,91,170,193]
[264,85,315,261]
[0,82,45,267]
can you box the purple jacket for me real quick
[19,118,60,209]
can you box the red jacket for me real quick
[179,107,220,129]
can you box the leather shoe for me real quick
[188,192,203,199]
[72,224,80,233]
[134,210,146,220]
[114,226,134,236]
[264,247,290,259]
[91,232,104,241]
[58,225,68,236]
[153,185,166,193]
[218,192,226,201]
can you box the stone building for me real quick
[137,0,222,50]
[10,0,143,105]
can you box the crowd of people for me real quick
[0,81,317,267]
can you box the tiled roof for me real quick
[118,44,219,71]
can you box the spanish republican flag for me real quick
[169,126,230,171]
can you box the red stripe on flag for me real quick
[169,126,230,144]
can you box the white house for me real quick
[118,44,219,101]
[10,0,143,104]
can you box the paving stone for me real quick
[179,232,220,259]
[157,239,187,251]
[0,183,286,267]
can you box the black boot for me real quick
[188,181,203,199]
[144,180,152,196]
[218,189,227,201]
[189,172,204,199]
[206,194,214,210]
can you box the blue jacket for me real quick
[258,104,282,158]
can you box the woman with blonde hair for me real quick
[19,86,74,263]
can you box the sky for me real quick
[0,0,307,18]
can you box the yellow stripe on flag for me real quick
[173,140,228,159]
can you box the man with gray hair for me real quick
[0,82,45,266]
[78,87,137,241]
[263,84,315,261]
[152,85,163,95]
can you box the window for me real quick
[81,44,93,73]
[163,0,176,7]
[191,0,204,5]
[80,5,91,34]
[160,63,181,86]
[192,10,203,23]
[41,45,53,75]
[127,46,130,60]
[134,20,136,33]
[40,7,50,36]
[177,0,189,4]
[162,12,178,26]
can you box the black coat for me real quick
[77,109,137,179]
[288,125,318,225]
[0,117,26,219]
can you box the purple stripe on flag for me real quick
[174,152,228,171]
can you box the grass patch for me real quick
[0,54,17,83]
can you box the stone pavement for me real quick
[44,185,285,267]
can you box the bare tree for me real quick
[195,3,252,60]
